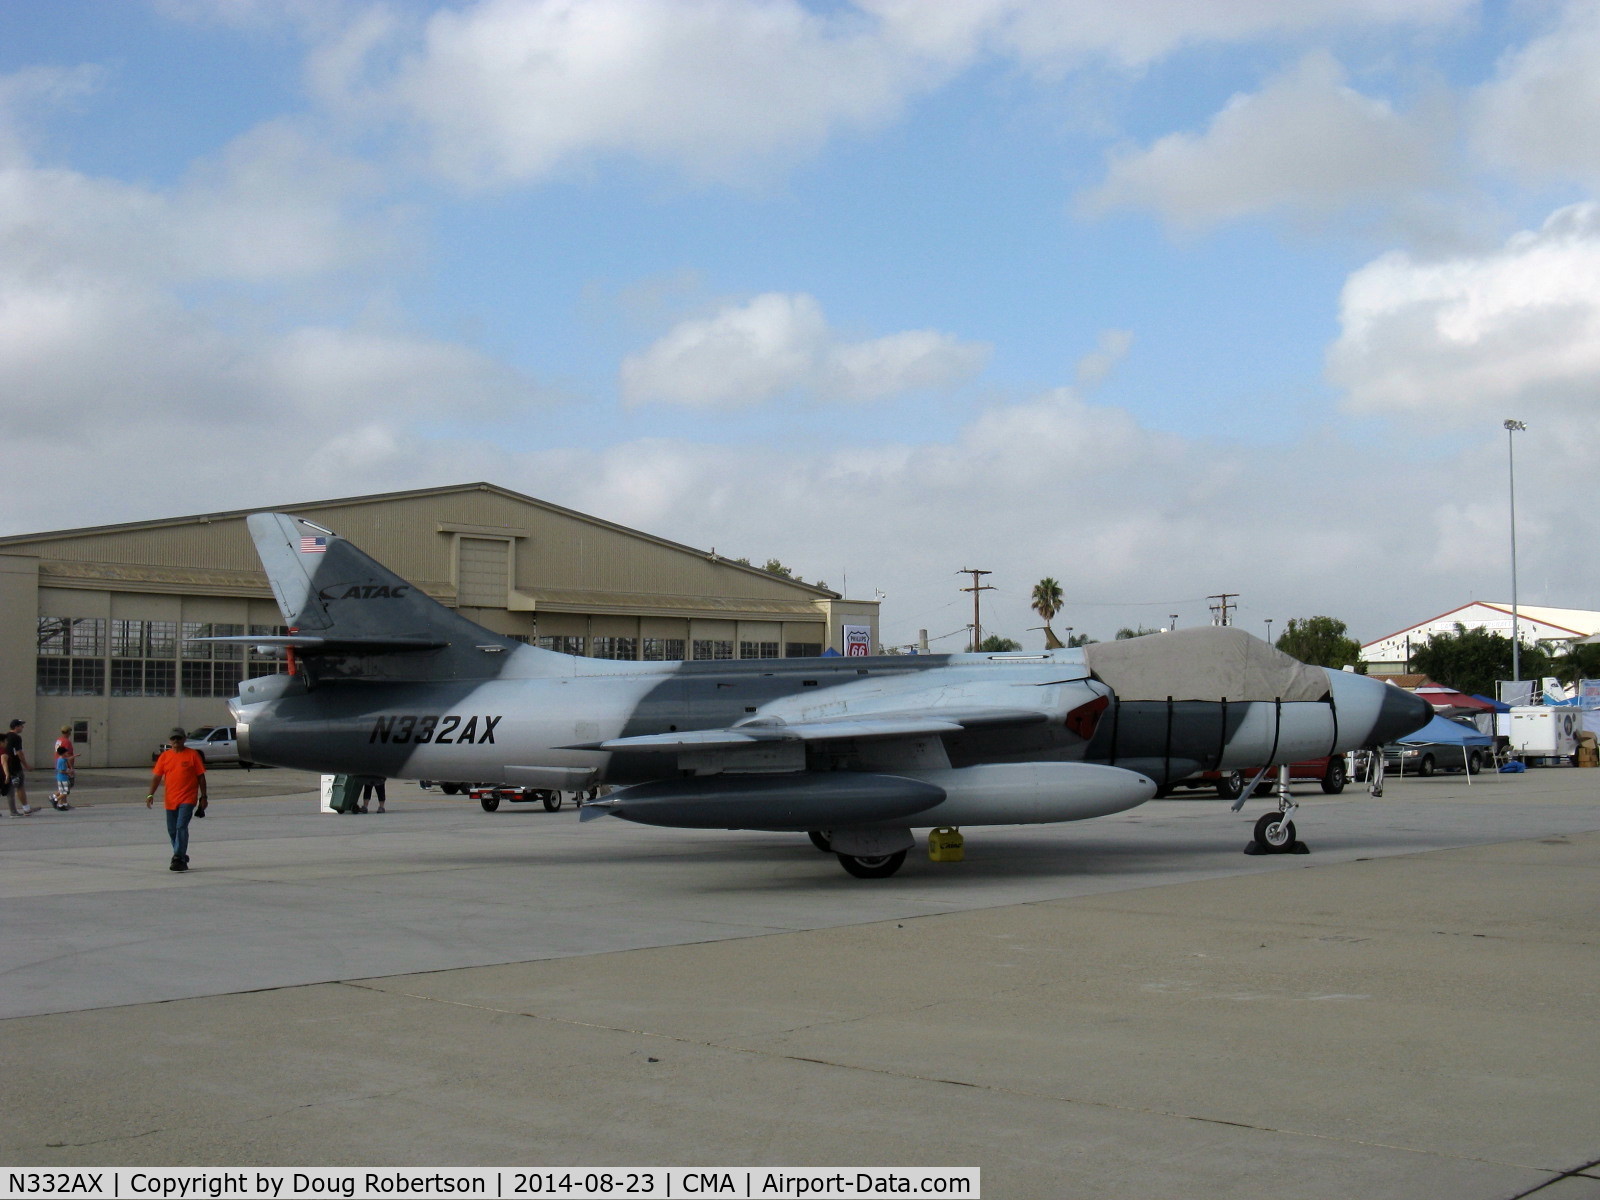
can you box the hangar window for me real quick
[108,620,184,697]
[739,641,779,660]
[785,643,823,658]
[693,640,734,661]
[643,638,685,661]
[181,622,245,660]
[591,637,638,660]
[146,621,177,658]
[182,661,243,698]
[37,618,107,696]
[538,635,586,655]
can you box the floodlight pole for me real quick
[1505,419,1526,682]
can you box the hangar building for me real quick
[0,483,878,768]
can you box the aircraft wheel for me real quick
[479,794,500,812]
[1419,754,1436,777]
[807,830,833,852]
[1215,771,1244,800]
[543,792,563,811]
[440,783,461,796]
[1321,758,1347,794]
[837,850,907,879]
[1253,811,1295,852]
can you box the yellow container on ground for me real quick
[928,827,965,862]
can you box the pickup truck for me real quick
[151,726,248,766]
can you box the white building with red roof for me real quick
[1362,603,1600,674]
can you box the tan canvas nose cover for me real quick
[1083,626,1329,703]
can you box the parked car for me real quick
[1381,742,1488,776]
[151,725,248,766]
[1170,756,1349,799]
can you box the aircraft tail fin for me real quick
[246,512,519,679]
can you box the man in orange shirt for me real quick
[147,728,209,872]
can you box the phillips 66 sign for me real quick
[843,624,872,656]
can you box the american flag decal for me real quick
[299,536,328,554]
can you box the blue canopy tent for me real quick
[1398,714,1495,784]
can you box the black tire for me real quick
[1214,771,1244,800]
[542,792,563,812]
[836,850,907,879]
[1419,754,1435,778]
[1321,758,1347,794]
[807,830,833,852]
[1468,751,1482,774]
[441,783,461,796]
[1253,811,1296,851]
[479,794,500,812]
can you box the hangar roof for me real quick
[0,482,843,613]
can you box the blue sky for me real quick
[2,0,1597,651]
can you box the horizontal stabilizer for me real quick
[199,634,448,653]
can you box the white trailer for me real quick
[1507,706,1582,758]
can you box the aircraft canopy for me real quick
[1082,626,1330,703]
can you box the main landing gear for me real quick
[806,827,915,878]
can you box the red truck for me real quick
[1167,756,1349,799]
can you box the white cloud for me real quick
[1329,203,1600,417]
[865,0,1473,71]
[358,0,938,188]
[1074,328,1134,389]
[315,0,1476,189]
[1471,0,1600,187]
[524,385,1598,650]
[0,75,548,528]
[1080,52,1450,228]
[620,293,990,409]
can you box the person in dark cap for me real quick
[4,719,31,816]
[147,727,208,871]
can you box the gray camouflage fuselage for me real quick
[228,513,1432,840]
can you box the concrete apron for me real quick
[1,770,1597,1198]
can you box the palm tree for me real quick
[1031,577,1065,649]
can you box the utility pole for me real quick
[1208,593,1238,627]
[958,568,994,652]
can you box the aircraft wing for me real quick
[563,706,1049,752]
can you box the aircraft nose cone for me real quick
[1370,683,1434,746]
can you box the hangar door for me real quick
[457,537,510,608]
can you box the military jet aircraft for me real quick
[226,513,1431,877]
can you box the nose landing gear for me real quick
[1243,765,1310,855]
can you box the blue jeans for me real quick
[165,803,196,858]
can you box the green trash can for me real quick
[329,773,359,813]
